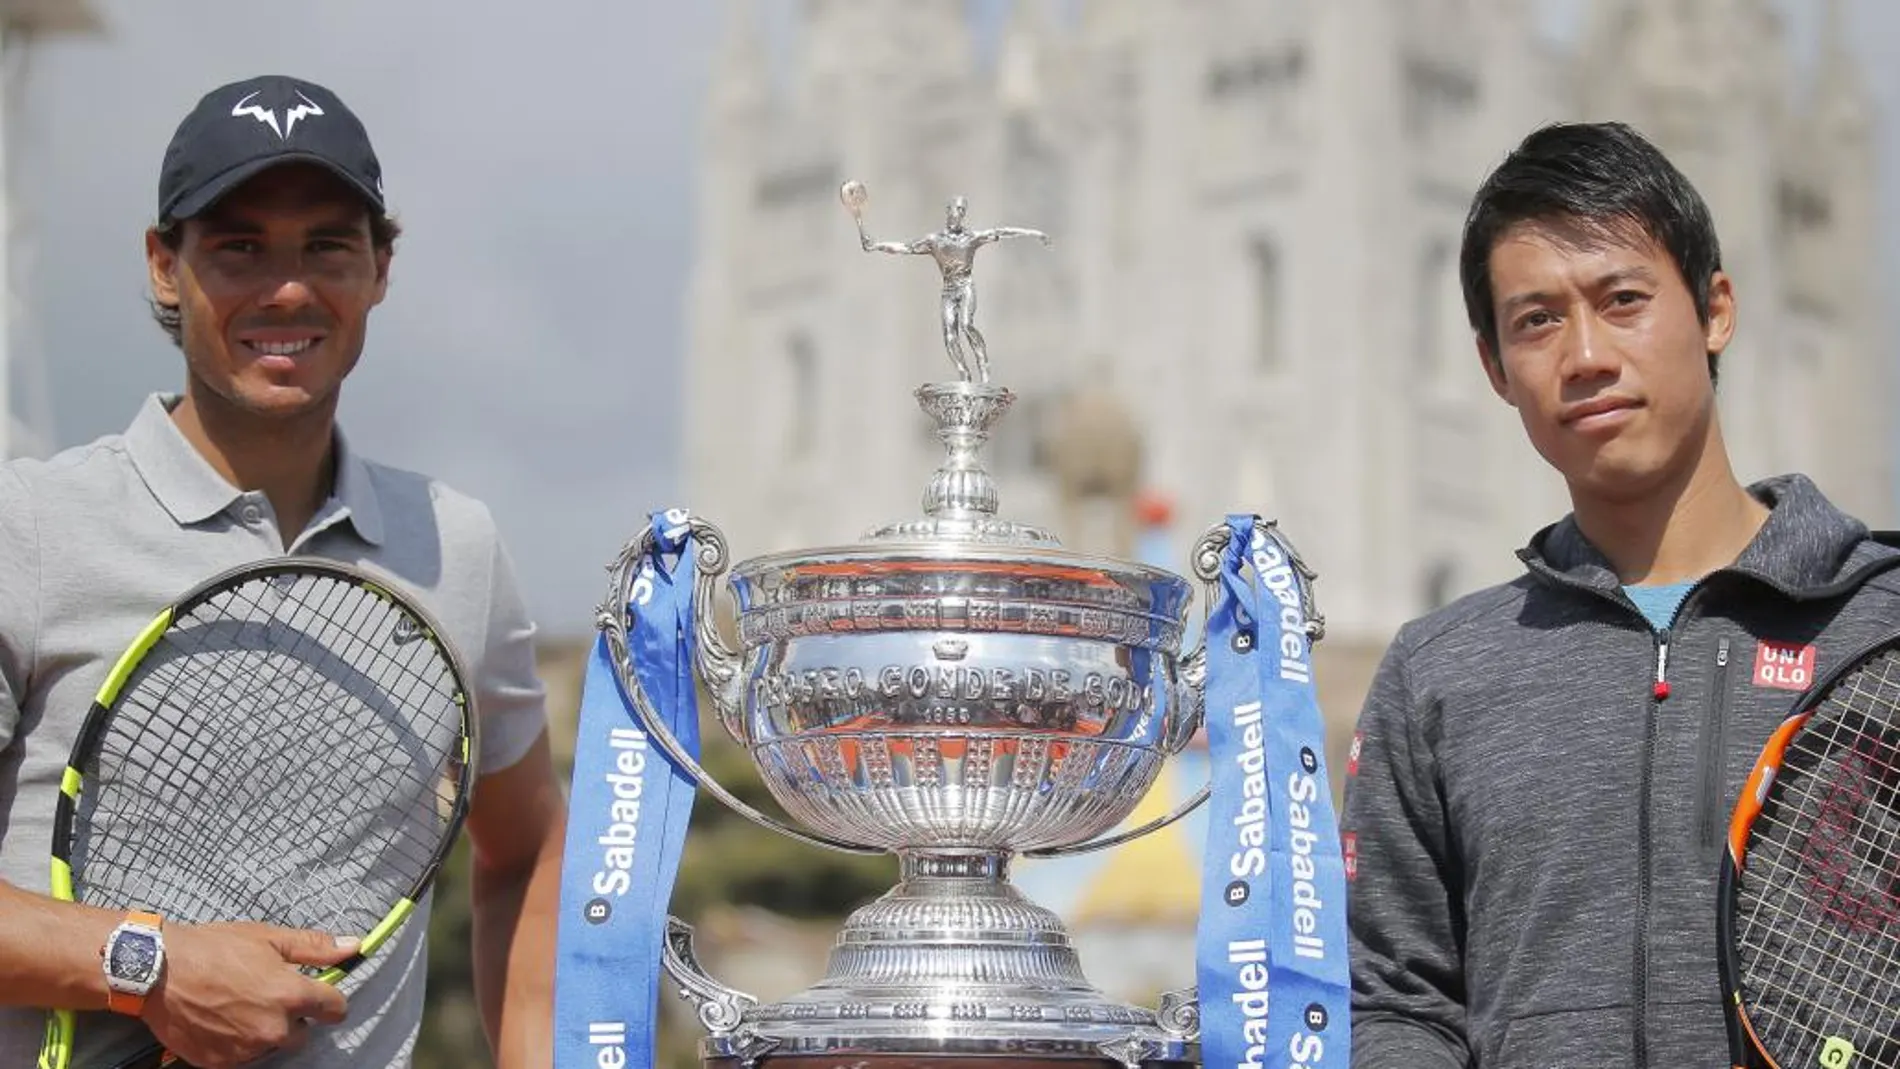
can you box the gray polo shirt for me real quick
[0,394,549,1068]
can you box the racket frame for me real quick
[35,557,479,1069]
[1717,630,1898,1069]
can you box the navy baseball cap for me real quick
[157,75,385,223]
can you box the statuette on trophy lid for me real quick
[842,179,1051,385]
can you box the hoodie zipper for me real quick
[1696,638,1733,853]
[1634,625,1667,1069]
[1651,629,1672,701]
[1531,568,1737,1069]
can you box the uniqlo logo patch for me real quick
[1342,831,1358,882]
[1347,731,1362,777]
[1753,640,1818,692]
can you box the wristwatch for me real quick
[101,910,165,1017]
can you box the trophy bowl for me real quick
[726,538,1194,852]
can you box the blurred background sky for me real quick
[8,0,1898,635]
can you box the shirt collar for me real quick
[124,392,385,546]
[328,423,386,546]
[125,393,242,525]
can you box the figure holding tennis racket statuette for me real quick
[842,179,1051,384]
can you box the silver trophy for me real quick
[599,183,1321,1068]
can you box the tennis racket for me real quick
[1719,630,1900,1069]
[33,557,478,1069]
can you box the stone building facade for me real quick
[683,0,1886,646]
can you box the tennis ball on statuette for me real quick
[840,180,868,215]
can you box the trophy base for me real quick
[672,853,1199,1069]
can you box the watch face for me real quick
[108,932,159,984]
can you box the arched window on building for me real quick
[1417,237,1462,382]
[1423,558,1457,612]
[787,332,818,458]
[1250,236,1282,372]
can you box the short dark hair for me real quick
[147,210,401,349]
[1459,121,1724,381]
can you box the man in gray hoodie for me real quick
[1343,121,1900,1068]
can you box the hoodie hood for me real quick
[1517,474,1899,599]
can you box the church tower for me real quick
[1774,0,1887,519]
[1578,0,1793,493]
[1576,0,1884,517]
[1049,0,1550,636]
[682,0,770,536]
[684,0,992,553]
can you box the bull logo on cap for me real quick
[229,88,325,140]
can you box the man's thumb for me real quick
[271,927,361,967]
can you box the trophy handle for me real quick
[599,519,885,856]
[676,518,747,743]
[1156,983,1202,1041]
[1025,519,1323,861]
[662,915,758,1035]
[662,917,784,1067]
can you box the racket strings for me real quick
[71,571,468,940]
[1803,740,1897,930]
[1734,650,1900,1069]
[1741,738,1900,1058]
[100,617,343,918]
[205,574,465,923]
[112,581,395,907]
[91,621,399,927]
[106,594,453,932]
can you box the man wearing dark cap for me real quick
[0,76,564,1068]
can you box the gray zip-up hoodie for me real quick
[1343,475,1900,1068]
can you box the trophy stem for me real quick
[918,382,1012,520]
[864,382,1062,545]
[828,848,1071,974]
[895,848,1012,884]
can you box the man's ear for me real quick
[1477,333,1512,404]
[1703,270,1736,358]
[371,244,392,307]
[145,227,180,310]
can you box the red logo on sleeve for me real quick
[1753,641,1818,692]
[1342,831,1358,882]
[1347,731,1362,777]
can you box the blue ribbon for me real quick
[552,510,702,1069]
[1196,515,1351,1069]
